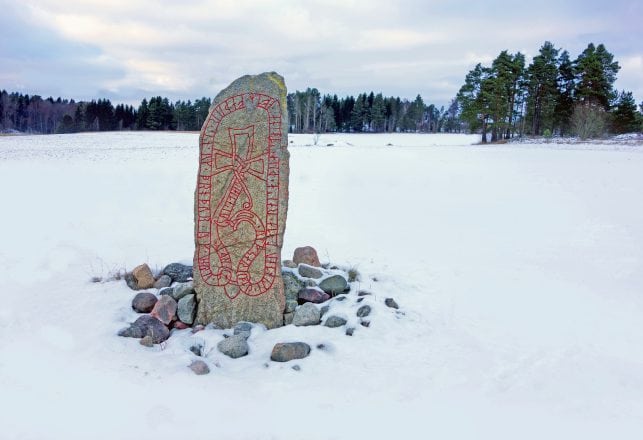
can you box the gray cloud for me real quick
[1,0,641,107]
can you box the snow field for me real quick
[1,132,642,439]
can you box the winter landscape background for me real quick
[1,132,642,439]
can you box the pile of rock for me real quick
[117,246,402,375]
[282,246,350,325]
[118,262,195,345]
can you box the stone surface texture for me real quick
[297,288,330,304]
[153,275,172,289]
[132,264,155,289]
[150,295,177,325]
[270,342,311,362]
[189,360,210,375]
[233,322,254,339]
[324,316,348,328]
[298,264,323,279]
[177,294,196,324]
[292,246,321,267]
[292,303,320,326]
[194,72,289,329]
[131,292,158,313]
[118,315,170,344]
[217,334,250,358]
[319,275,348,295]
[162,263,193,282]
[385,298,399,309]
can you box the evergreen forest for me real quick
[1,42,641,139]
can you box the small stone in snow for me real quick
[356,305,371,318]
[271,342,311,362]
[345,327,355,336]
[292,365,301,371]
[190,344,203,356]
[360,320,370,328]
[324,316,347,328]
[233,321,253,339]
[189,360,210,375]
[282,260,297,269]
[319,275,348,295]
[385,298,399,309]
[217,334,249,358]
[358,290,372,296]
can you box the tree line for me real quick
[0,88,458,135]
[0,91,212,134]
[287,89,460,133]
[456,41,642,141]
[2,43,641,138]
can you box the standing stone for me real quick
[194,73,289,329]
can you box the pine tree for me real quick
[137,99,149,130]
[574,43,620,110]
[526,42,560,135]
[555,50,575,135]
[611,90,638,133]
[371,93,386,132]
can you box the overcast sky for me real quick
[1,0,641,107]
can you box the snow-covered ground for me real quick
[1,131,643,439]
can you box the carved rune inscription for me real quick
[196,93,282,299]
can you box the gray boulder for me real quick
[172,282,195,301]
[319,275,348,295]
[233,321,253,339]
[162,263,193,282]
[284,299,298,313]
[153,275,172,289]
[158,287,174,297]
[324,315,347,328]
[118,315,170,344]
[217,334,249,358]
[131,291,158,313]
[270,342,311,362]
[177,294,196,324]
[298,264,323,279]
[292,303,320,326]
[283,272,305,302]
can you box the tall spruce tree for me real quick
[526,42,560,135]
[574,43,620,110]
[611,90,638,133]
[555,50,575,135]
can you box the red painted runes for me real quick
[196,93,281,299]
